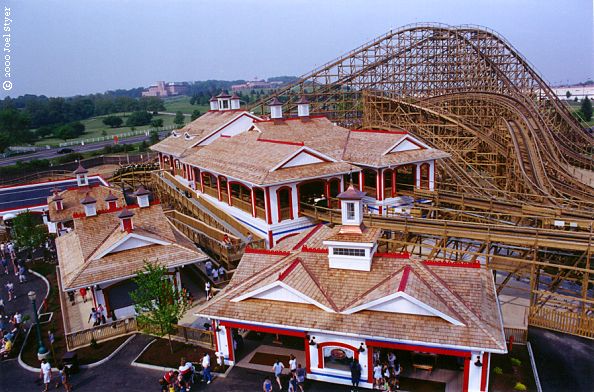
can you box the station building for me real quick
[151,94,449,247]
[195,186,507,391]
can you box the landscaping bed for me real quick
[135,338,226,372]
[20,261,130,367]
[489,344,537,391]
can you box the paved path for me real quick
[0,263,49,329]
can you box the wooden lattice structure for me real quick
[249,23,594,338]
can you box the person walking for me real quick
[212,267,219,282]
[262,376,273,392]
[5,282,14,301]
[296,363,306,392]
[1,256,8,275]
[373,362,383,390]
[289,354,297,375]
[79,287,88,303]
[56,363,72,392]
[218,266,225,281]
[201,352,212,384]
[350,358,362,392]
[205,281,211,300]
[272,358,285,390]
[40,358,52,392]
[18,264,27,283]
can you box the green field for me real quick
[34,113,178,146]
[566,101,594,127]
[163,96,209,115]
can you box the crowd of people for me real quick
[265,354,307,392]
[370,351,402,391]
[0,241,23,360]
[158,352,213,392]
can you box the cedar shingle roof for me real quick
[150,110,253,157]
[196,224,506,352]
[47,185,124,223]
[57,203,207,290]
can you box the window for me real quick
[333,248,365,257]
[322,346,354,371]
[346,202,355,220]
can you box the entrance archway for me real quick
[276,187,293,221]
[396,164,416,192]
[298,180,327,214]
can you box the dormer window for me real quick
[184,132,194,140]
[346,202,355,220]
[220,99,229,110]
[171,131,180,137]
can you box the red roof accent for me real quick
[258,138,304,146]
[292,223,324,250]
[244,247,291,256]
[301,246,328,254]
[374,251,410,259]
[352,129,407,135]
[423,260,481,268]
[278,258,301,281]
[397,265,411,292]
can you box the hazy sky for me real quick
[2,0,593,98]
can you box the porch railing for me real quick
[203,185,218,199]
[529,306,594,339]
[65,318,138,350]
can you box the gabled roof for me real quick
[196,224,507,352]
[56,204,207,290]
[47,185,124,223]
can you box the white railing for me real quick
[56,124,177,147]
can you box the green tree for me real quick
[130,262,189,353]
[138,140,148,152]
[103,115,124,128]
[565,91,571,99]
[580,97,592,121]
[139,97,165,113]
[126,111,152,127]
[149,130,160,144]
[11,211,48,260]
[54,125,77,140]
[174,111,185,127]
[150,118,164,129]
[190,109,201,121]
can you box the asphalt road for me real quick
[0,130,169,167]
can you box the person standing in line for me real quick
[79,287,88,303]
[88,308,98,326]
[0,242,5,258]
[218,266,225,281]
[262,376,273,392]
[289,354,297,375]
[18,264,27,283]
[1,256,8,275]
[201,352,212,385]
[373,362,383,390]
[350,358,362,392]
[272,358,285,390]
[296,363,306,392]
[212,267,219,282]
[40,358,52,392]
[205,281,211,300]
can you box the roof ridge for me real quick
[340,265,407,312]
[418,261,503,347]
[297,260,339,312]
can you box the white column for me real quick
[468,351,483,392]
[429,160,435,191]
[291,184,299,220]
[415,164,421,189]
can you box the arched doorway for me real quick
[229,182,252,214]
[420,163,430,190]
[201,172,218,198]
[383,169,395,198]
[396,164,416,192]
[298,180,327,215]
[328,178,341,208]
[362,169,378,198]
[219,176,228,202]
[276,187,293,221]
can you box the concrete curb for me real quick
[527,341,543,392]
[79,333,137,369]
[130,338,231,378]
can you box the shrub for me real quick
[493,366,503,375]
[513,382,527,391]
[510,357,522,367]
[90,338,98,349]
[53,152,84,164]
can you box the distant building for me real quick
[231,79,283,92]
[142,81,189,97]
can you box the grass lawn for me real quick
[20,260,130,367]
[135,338,224,372]
[163,95,209,115]
[35,113,177,147]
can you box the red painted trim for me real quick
[365,340,471,358]
[324,180,330,201]
[463,357,470,392]
[358,171,364,191]
[219,321,306,338]
[267,230,274,248]
[254,115,327,123]
[279,258,301,281]
[304,337,311,373]
[216,175,222,201]
[265,187,272,224]
[292,223,323,250]
[226,326,234,362]
[480,352,489,391]
[368,345,374,382]
[423,260,481,268]
[276,186,294,222]
[244,247,291,256]
[0,175,91,190]
[301,246,328,254]
[316,342,359,369]
[227,181,232,205]
[258,138,304,146]
[397,265,411,292]
[276,232,299,244]
[212,320,219,353]
[376,168,382,200]
[374,251,410,259]
[392,169,397,197]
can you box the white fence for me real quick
[57,124,177,147]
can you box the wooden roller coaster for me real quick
[249,23,594,338]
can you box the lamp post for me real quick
[28,291,49,360]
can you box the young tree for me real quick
[191,109,201,121]
[149,130,160,144]
[150,118,164,129]
[580,97,592,121]
[565,91,571,99]
[103,115,123,128]
[130,262,189,353]
[174,111,185,127]
[11,211,48,261]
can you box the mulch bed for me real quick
[248,352,290,367]
[136,337,226,372]
[489,345,536,391]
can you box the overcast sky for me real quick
[2,0,593,98]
